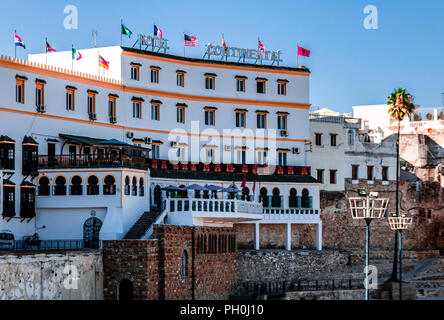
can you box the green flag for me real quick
[121,24,132,38]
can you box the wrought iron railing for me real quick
[0,239,102,251]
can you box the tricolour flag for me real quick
[184,34,198,47]
[121,24,132,38]
[154,25,163,38]
[46,41,56,52]
[72,48,82,60]
[98,55,110,70]
[298,46,311,57]
[14,34,25,49]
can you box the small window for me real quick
[352,165,359,180]
[278,152,287,166]
[257,151,268,165]
[177,73,184,87]
[317,169,324,183]
[177,106,186,123]
[330,134,337,147]
[367,166,374,181]
[236,79,245,92]
[152,144,160,159]
[205,77,215,90]
[87,176,99,195]
[133,102,141,119]
[151,104,160,121]
[235,111,246,128]
[236,150,246,164]
[108,98,116,118]
[382,166,389,181]
[315,133,322,146]
[277,115,287,130]
[16,78,26,104]
[204,109,215,126]
[150,68,159,83]
[257,114,267,129]
[277,82,286,95]
[330,170,337,184]
[35,82,44,106]
[66,89,75,111]
[87,94,96,114]
[256,80,266,94]
[130,65,140,81]
[348,130,354,146]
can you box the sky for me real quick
[1,0,443,113]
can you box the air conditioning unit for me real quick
[145,137,152,144]
[224,145,231,152]
[292,147,300,155]
[37,105,46,113]
[280,130,288,137]
[89,112,97,120]
[170,141,178,148]
[109,116,117,124]
[126,131,134,139]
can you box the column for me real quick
[254,223,260,250]
[316,221,323,251]
[286,223,291,251]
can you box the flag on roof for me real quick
[121,23,132,38]
[46,41,56,52]
[184,34,198,46]
[154,25,163,38]
[98,55,110,70]
[222,34,227,52]
[240,173,247,189]
[258,40,265,54]
[72,47,82,60]
[298,46,311,57]
[14,33,25,49]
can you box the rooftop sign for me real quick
[205,43,283,64]
[138,34,170,52]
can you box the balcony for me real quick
[166,197,264,227]
[38,154,150,170]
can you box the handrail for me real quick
[142,200,168,240]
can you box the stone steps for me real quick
[122,211,158,240]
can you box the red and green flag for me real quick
[72,47,82,60]
[46,41,56,52]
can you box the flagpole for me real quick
[71,44,73,71]
[14,30,16,58]
[296,43,299,68]
[120,19,123,46]
[45,37,48,65]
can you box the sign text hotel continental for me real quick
[205,43,283,63]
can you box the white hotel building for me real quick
[0,45,321,250]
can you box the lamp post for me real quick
[388,214,413,300]
[349,190,389,300]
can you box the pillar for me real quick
[254,223,260,250]
[316,221,323,251]
[286,223,291,251]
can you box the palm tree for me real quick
[387,87,415,283]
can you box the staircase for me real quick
[123,211,160,240]
[405,257,444,300]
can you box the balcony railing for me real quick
[167,198,263,216]
[0,239,101,251]
[37,156,312,176]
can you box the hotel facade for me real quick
[0,45,321,250]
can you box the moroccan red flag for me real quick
[252,176,256,194]
[240,173,246,189]
[298,46,310,57]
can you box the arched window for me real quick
[181,251,188,277]
[139,178,144,197]
[87,176,99,195]
[104,175,116,195]
[301,188,311,208]
[132,177,137,196]
[272,188,281,208]
[289,188,298,208]
[70,176,83,195]
[348,130,354,146]
[124,176,130,195]
[54,176,67,196]
[260,187,268,207]
[38,176,50,196]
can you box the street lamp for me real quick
[349,190,389,300]
[388,214,413,300]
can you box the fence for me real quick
[0,239,101,251]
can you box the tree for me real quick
[387,87,415,283]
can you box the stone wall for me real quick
[0,250,102,300]
[235,180,444,251]
[102,225,238,300]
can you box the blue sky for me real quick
[1,0,443,113]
